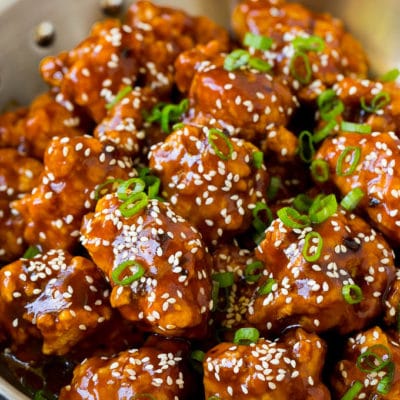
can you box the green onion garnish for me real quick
[106,85,132,110]
[117,178,146,201]
[377,362,395,394]
[292,35,325,52]
[340,188,364,211]
[119,192,148,217]
[290,52,312,84]
[342,283,363,304]
[248,57,273,71]
[212,271,234,289]
[191,349,205,363]
[311,159,329,183]
[302,231,323,262]
[267,176,281,201]
[258,278,276,295]
[317,89,344,121]
[244,261,264,283]
[33,390,57,400]
[313,119,337,143]
[253,151,264,169]
[277,207,310,229]
[340,381,363,400]
[340,121,371,134]
[243,32,273,51]
[298,130,315,163]
[380,68,400,82]
[224,49,250,71]
[207,128,233,161]
[293,193,313,213]
[23,245,41,259]
[356,344,392,373]
[336,146,361,177]
[308,194,337,224]
[139,168,163,200]
[233,327,260,345]
[145,99,188,133]
[360,91,390,113]
[94,178,123,200]
[111,260,145,286]
[252,202,273,233]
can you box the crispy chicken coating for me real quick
[12,136,133,252]
[232,0,368,101]
[384,269,400,330]
[0,249,112,355]
[40,1,228,123]
[204,328,330,399]
[247,207,395,335]
[0,107,28,152]
[315,131,400,244]
[331,326,400,399]
[60,338,195,400]
[149,124,269,243]
[81,195,212,339]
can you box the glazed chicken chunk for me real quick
[149,124,269,243]
[12,136,133,252]
[0,249,112,355]
[247,205,395,335]
[204,328,330,399]
[81,194,212,339]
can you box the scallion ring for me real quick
[277,206,310,229]
[340,381,363,400]
[342,283,363,304]
[292,35,325,52]
[243,32,273,51]
[313,119,337,143]
[207,128,233,160]
[317,89,344,121]
[252,202,273,233]
[253,151,264,169]
[302,231,323,262]
[117,178,146,201]
[106,85,132,110]
[191,350,205,363]
[340,121,371,134]
[360,91,390,113]
[298,130,315,163]
[380,68,400,82]
[340,188,364,211]
[356,344,392,373]
[267,176,281,201]
[160,98,189,133]
[212,271,234,289]
[377,362,395,395]
[233,327,260,345]
[224,49,250,71]
[293,193,313,214]
[336,146,361,177]
[290,51,312,84]
[244,261,264,283]
[258,278,277,295]
[111,260,145,286]
[248,57,272,71]
[308,194,337,224]
[23,245,41,259]
[94,178,123,200]
[119,192,148,217]
[310,159,329,183]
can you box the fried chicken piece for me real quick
[40,1,228,123]
[0,107,28,152]
[0,149,43,262]
[0,249,112,355]
[12,136,133,252]
[247,206,395,335]
[81,195,212,339]
[384,269,400,330]
[315,131,400,245]
[331,326,400,399]
[204,328,330,399]
[149,124,269,243]
[232,0,368,101]
[60,338,195,400]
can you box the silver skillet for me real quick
[0,0,399,398]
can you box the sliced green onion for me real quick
[244,261,264,283]
[191,350,205,363]
[293,193,313,213]
[340,188,364,211]
[111,260,145,286]
[23,245,41,259]
[208,396,221,400]
[336,146,361,177]
[317,89,344,121]
[119,192,148,217]
[298,130,315,163]
[311,159,329,183]
[243,32,273,51]
[117,178,145,201]
[360,91,390,113]
[309,194,337,224]
[277,207,310,229]
[145,99,188,133]
[172,122,185,131]
[302,231,323,262]
[290,52,312,84]
[340,121,371,134]
[207,128,233,161]
[380,68,400,82]
[252,202,273,233]
[356,344,392,373]
[248,57,272,71]
[212,271,234,289]
[33,390,57,400]
[253,151,264,168]
[292,35,325,52]
[313,119,337,143]
[138,168,163,200]
[258,278,276,295]
[224,49,250,71]
[144,102,167,122]
[233,327,260,345]
[342,283,363,304]
[106,85,132,110]
[377,362,395,394]
[267,176,281,201]
[94,178,123,200]
[340,381,363,400]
